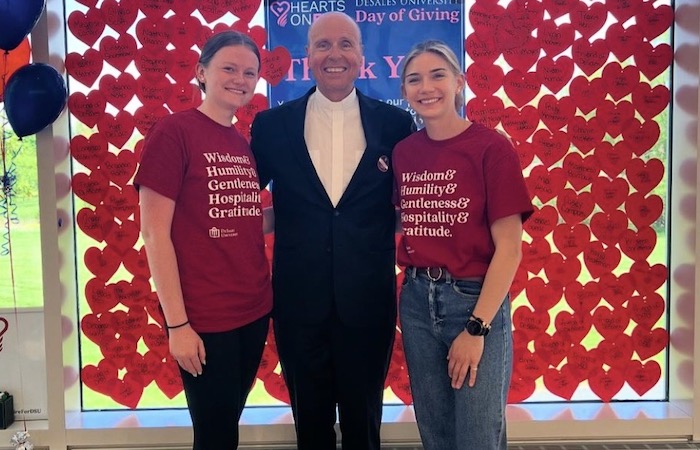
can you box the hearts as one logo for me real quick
[270,1,291,26]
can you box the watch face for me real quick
[466,319,483,336]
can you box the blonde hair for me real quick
[401,40,464,110]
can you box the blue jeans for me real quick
[399,271,512,450]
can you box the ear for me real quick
[195,63,206,83]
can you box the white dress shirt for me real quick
[305,89,367,206]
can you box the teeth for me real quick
[325,67,345,73]
[420,98,439,104]
[227,88,245,94]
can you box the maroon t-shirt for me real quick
[135,108,272,332]
[393,123,533,278]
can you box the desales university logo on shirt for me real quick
[399,169,470,239]
[203,151,261,238]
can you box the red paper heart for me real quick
[144,293,165,326]
[101,0,139,35]
[104,219,140,255]
[592,306,630,340]
[606,24,643,62]
[543,365,581,400]
[155,359,184,399]
[236,93,269,125]
[555,311,593,344]
[588,367,624,402]
[536,56,573,95]
[625,192,663,229]
[513,140,535,169]
[503,70,540,108]
[144,323,170,358]
[234,120,252,142]
[134,105,169,136]
[620,227,657,261]
[596,100,635,138]
[625,360,661,396]
[263,372,291,404]
[513,347,546,381]
[231,22,267,49]
[629,261,667,296]
[73,172,110,207]
[544,254,581,286]
[526,166,566,203]
[501,106,539,141]
[569,76,606,114]
[110,371,144,408]
[136,16,171,51]
[85,277,119,314]
[387,365,412,405]
[68,91,106,128]
[199,0,231,22]
[542,0,578,19]
[523,205,559,238]
[111,306,148,339]
[602,63,640,102]
[507,374,536,403]
[68,8,106,47]
[71,134,109,171]
[76,206,115,242]
[66,49,104,88]
[594,141,633,178]
[169,48,199,84]
[632,83,670,120]
[538,20,574,57]
[564,281,601,314]
[571,1,607,40]
[82,359,119,395]
[569,116,604,154]
[633,42,672,81]
[137,76,173,107]
[502,38,541,73]
[562,153,598,191]
[466,96,504,129]
[123,246,151,278]
[510,266,529,299]
[465,34,501,68]
[469,1,505,38]
[538,95,575,132]
[606,0,643,23]
[525,276,563,310]
[567,344,600,379]
[81,312,118,346]
[556,189,594,224]
[583,241,621,278]
[99,34,138,72]
[84,245,121,281]
[636,2,674,41]
[166,14,203,50]
[512,306,550,341]
[625,157,664,195]
[535,332,572,367]
[598,334,634,369]
[631,326,668,360]
[628,292,665,328]
[140,0,173,18]
[97,112,136,149]
[521,239,551,274]
[571,39,609,77]
[167,83,202,113]
[599,272,635,308]
[135,47,174,80]
[111,276,151,308]
[102,150,138,187]
[552,223,590,258]
[589,211,627,246]
[261,46,292,87]
[591,177,629,213]
[125,350,162,386]
[99,73,137,110]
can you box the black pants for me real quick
[274,312,396,450]
[179,315,269,450]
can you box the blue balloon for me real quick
[0,0,46,51]
[5,63,67,138]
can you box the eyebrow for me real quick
[406,67,449,77]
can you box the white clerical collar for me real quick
[311,88,358,111]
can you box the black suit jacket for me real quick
[250,88,414,326]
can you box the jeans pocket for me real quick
[451,280,482,297]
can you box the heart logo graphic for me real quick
[270,1,291,26]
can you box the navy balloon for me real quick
[5,63,67,138]
[0,0,46,51]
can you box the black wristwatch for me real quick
[465,316,491,337]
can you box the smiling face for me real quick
[402,51,464,122]
[196,44,260,115]
[307,13,363,102]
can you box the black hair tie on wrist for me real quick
[166,320,190,330]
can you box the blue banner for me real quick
[265,0,464,111]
